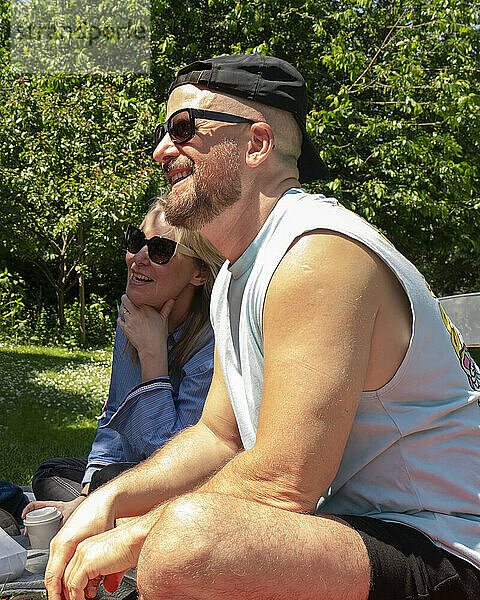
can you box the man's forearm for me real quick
[197,448,319,514]
[96,420,237,519]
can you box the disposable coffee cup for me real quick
[23,507,62,550]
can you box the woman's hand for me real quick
[118,294,176,381]
[22,497,86,531]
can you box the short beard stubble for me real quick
[164,139,242,231]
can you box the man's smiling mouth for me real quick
[170,170,192,186]
[164,158,195,188]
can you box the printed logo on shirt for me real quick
[423,278,480,395]
[438,302,480,394]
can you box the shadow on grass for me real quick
[3,389,100,483]
[0,346,111,484]
[0,347,106,373]
[2,422,98,485]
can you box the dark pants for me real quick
[32,457,136,501]
[0,481,29,524]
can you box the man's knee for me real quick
[137,493,221,599]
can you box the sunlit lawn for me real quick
[1,342,479,487]
[0,343,113,485]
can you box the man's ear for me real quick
[190,263,208,287]
[245,122,275,168]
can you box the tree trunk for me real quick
[56,286,65,331]
[56,243,67,331]
[78,223,86,347]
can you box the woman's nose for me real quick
[134,244,150,264]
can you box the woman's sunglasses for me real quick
[154,108,256,147]
[125,224,198,265]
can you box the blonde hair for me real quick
[148,197,225,374]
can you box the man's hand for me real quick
[45,487,117,600]
[22,497,85,531]
[60,517,148,600]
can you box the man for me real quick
[46,54,480,600]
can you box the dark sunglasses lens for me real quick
[148,237,177,264]
[169,110,193,143]
[126,226,146,254]
[154,123,167,146]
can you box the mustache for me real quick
[163,157,195,175]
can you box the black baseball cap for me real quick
[169,54,329,183]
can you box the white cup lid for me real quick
[24,506,62,525]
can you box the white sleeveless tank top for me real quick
[211,188,480,567]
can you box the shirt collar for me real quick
[168,312,193,348]
[228,187,305,280]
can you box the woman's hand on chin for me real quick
[118,294,176,380]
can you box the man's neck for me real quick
[201,178,300,263]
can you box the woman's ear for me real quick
[245,122,275,168]
[190,263,208,287]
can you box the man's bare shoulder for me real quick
[265,228,412,391]
[258,230,386,505]
[267,228,387,308]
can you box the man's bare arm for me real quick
[198,231,384,513]
[46,346,242,600]
[108,414,240,519]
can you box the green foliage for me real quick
[308,0,480,295]
[0,268,30,340]
[0,65,163,333]
[63,294,116,347]
[0,0,478,346]
[0,266,115,346]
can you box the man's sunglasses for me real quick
[125,224,198,265]
[154,108,256,147]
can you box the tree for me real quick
[1,0,479,346]
[308,0,480,294]
[148,0,480,295]
[0,71,162,332]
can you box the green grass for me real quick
[0,343,113,484]
[1,343,478,486]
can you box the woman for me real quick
[24,199,224,524]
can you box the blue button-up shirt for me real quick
[83,318,214,485]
